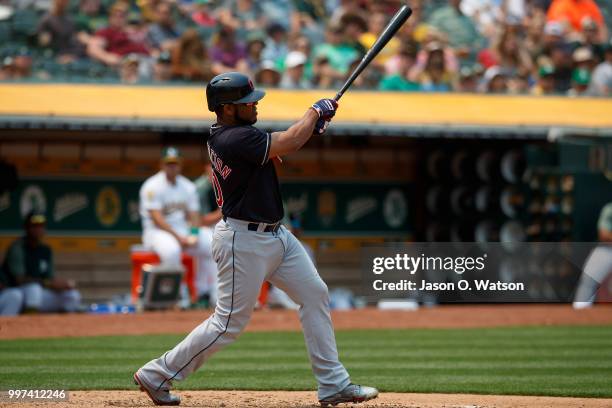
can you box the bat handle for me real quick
[333,91,343,102]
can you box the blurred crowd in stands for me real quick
[0,0,610,96]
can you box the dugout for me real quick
[0,84,611,302]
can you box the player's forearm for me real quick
[269,108,318,156]
[188,211,200,229]
[201,209,222,226]
[150,211,181,239]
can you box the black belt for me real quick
[247,222,281,233]
[223,215,281,233]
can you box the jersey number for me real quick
[211,171,224,208]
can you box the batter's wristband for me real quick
[311,105,322,118]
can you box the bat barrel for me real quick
[334,5,412,102]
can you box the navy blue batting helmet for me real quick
[206,72,265,112]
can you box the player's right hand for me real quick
[311,98,338,121]
[178,235,196,247]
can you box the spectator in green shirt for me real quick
[379,48,420,91]
[313,24,360,82]
[2,211,81,313]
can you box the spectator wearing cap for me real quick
[0,57,14,80]
[540,21,568,59]
[481,65,509,93]
[280,51,310,89]
[567,67,591,95]
[288,34,314,81]
[573,46,596,72]
[531,65,557,95]
[120,53,141,83]
[427,0,485,62]
[379,47,420,91]
[546,0,608,43]
[209,24,249,74]
[125,12,148,45]
[578,18,605,62]
[261,23,289,68]
[587,40,612,96]
[150,51,173,81]
[37,0,88,63]
[88,2,150,66]
[147,1,182,53]
[255,60,281,87]
[171,28,215,81]
[454,65,481,92]
[2,211,81,313]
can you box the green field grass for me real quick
[1,326,611,398]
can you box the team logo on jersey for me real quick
[96,186,121,227]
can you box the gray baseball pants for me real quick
[139,218,351,399]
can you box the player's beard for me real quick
[234,109,256,126]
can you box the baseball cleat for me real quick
[319,383,379,407]
[133,370,181,406]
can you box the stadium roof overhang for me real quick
[0,83,611,138]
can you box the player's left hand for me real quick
[311,98,338,120]
[314,118,331,135]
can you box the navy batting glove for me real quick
[314,118,330,135]
[312,98,338,120]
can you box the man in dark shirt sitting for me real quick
[2,211,81,313]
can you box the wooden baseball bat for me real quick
[334,5,413,101]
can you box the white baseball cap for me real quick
[285,51,307,69]
[544,21,564,36]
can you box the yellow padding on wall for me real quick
[1,84,611,127]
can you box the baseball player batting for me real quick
[133,72,378,406]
